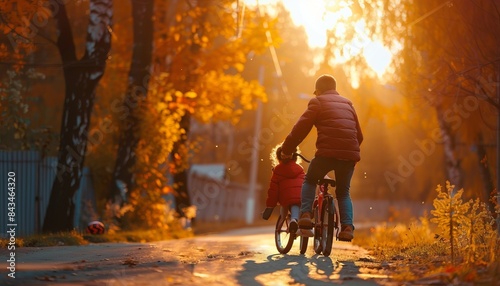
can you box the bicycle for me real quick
[262,153,340,256]
[295,153,341,257]
[312,176,340,257]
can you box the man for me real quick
[281,74,363,241]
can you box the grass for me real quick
[354,218,447,281]
[0,226,194,248]
[353,215,500,285]
[1,230,88,248]
[83,227,194,243]
[353,183,500,285]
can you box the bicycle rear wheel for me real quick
[299,235,308,254]
[313,203,323,254]
[275,214,294,254]
[321,199,335,257]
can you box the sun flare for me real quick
[244,0,394,77]
[363,41,392,77]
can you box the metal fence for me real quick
[189,172,254,222]
[0,151,95,237]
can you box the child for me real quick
[265,144,305,234]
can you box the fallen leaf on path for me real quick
[238,251,254,256]
[35,276,56,281]
[359,257,374,262]
[122,258,139,267]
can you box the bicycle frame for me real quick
[315,184,326,217]
[278,152,339,256]
[312,178,339,257]
[314,181,334,222]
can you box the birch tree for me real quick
[43,0,113,232]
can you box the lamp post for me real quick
[246,66,265,225]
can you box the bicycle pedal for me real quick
[297,229,314,237]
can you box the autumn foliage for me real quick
[85,1,271,230]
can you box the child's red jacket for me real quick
[266,161,305,208]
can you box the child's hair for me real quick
[270,143,301,167]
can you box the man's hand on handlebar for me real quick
[281,151,293,160]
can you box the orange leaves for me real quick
[188,71,266,125]
[234,63,245,73]
[146,2,272,158]
[153,0,275,80]
[148,68,267,129]
[1,0,41,52]
[443,264,478,282]
[132,75,192,194]
[184,91,197,99]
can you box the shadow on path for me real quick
[236,252,383,285]
[236,253,337,285]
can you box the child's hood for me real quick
[274,162,304,178]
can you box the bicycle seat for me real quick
[318,176,336,187]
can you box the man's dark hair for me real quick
[314,74,337,95]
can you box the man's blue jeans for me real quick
[300,156,356,228]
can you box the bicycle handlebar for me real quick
[294,153,311,163]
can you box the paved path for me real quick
[1,226,397,285]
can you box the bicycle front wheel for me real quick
[321,199,335,257]
[275,214,294,254]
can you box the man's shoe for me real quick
[289,219,298,234]
[298,212,313,229]
[338,225,354,241]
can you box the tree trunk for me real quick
[111,0,154,204]
[476,133,495,212]
[169,0,212,218]
[43,0,113,233]
[496,62,500,234]
[435,104,464,191]
[170,114,191,216]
